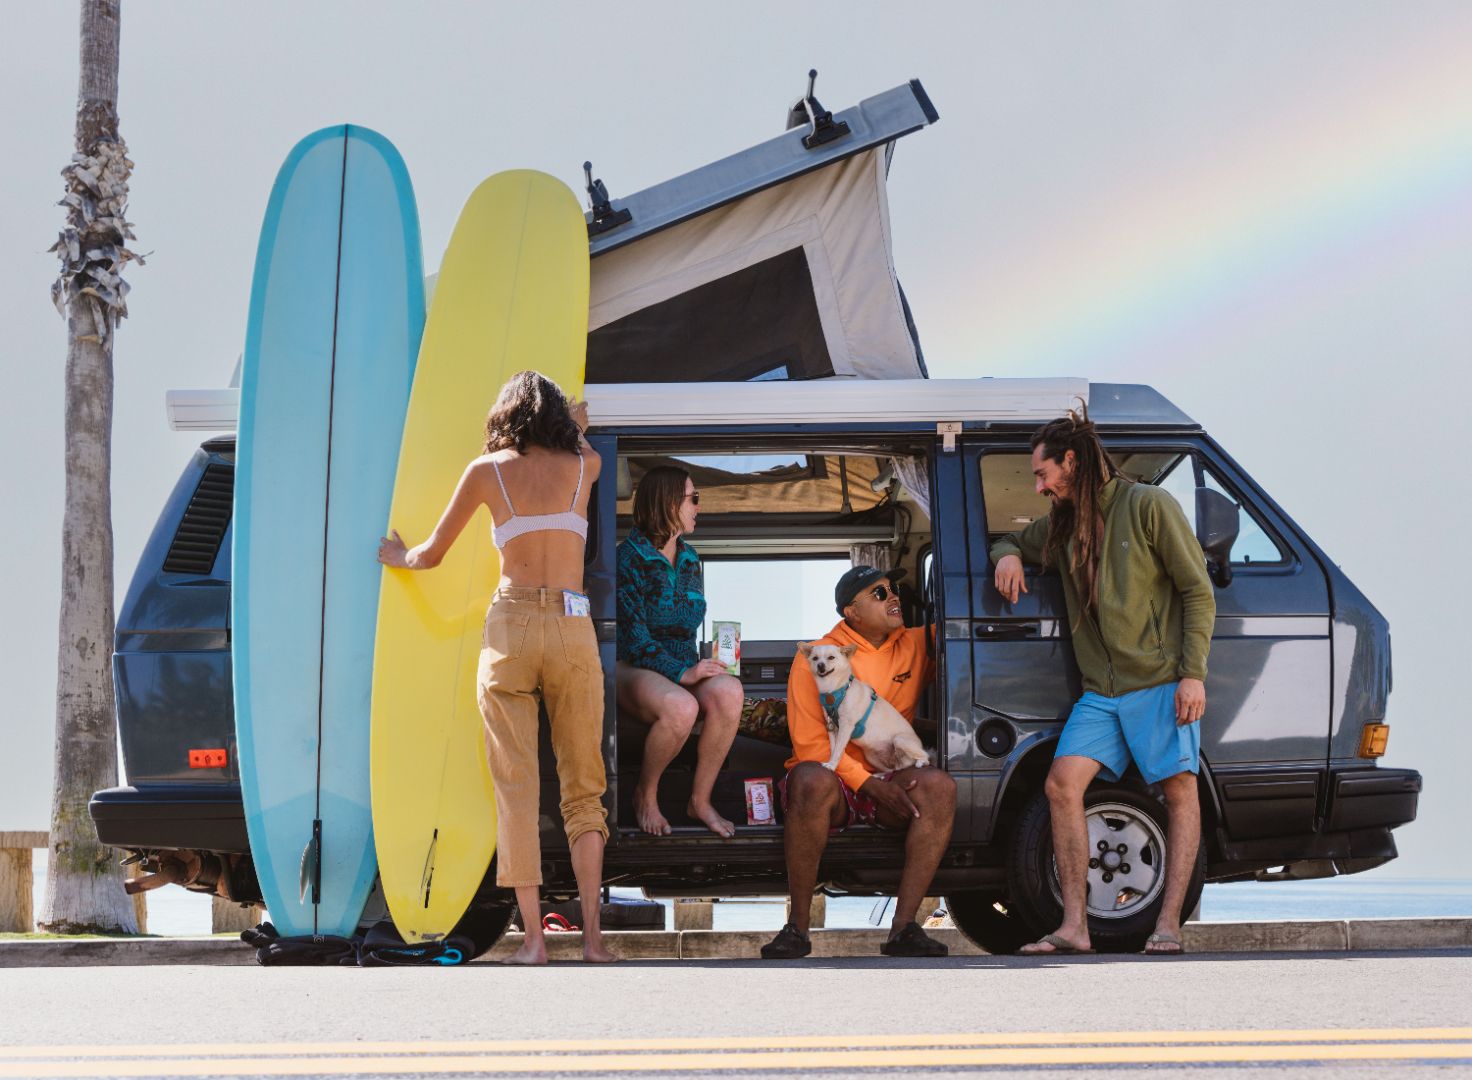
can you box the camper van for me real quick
[90,78,1420,954]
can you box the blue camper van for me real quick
[91,77,1420,954]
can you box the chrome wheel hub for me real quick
[1049,801,1168,920]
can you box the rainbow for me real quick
[944,18,1472,375]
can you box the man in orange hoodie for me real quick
[760,566,956,959]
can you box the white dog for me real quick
[800,642,930,773]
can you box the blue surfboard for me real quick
[233,125,425,937]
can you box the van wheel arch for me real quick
[989,736,1058,845]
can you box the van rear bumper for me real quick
[89,784,248,854]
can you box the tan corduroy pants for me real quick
[477,588,608,888]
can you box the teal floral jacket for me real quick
[616,527,706,684]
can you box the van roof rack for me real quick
[164,379,1196,435]
[585,79,937,257]
[583,378,1087,427]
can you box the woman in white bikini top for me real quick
[489,451,587,549]
[377,370,612,967]
[378,374,598,594]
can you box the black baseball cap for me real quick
[834,565,907,614]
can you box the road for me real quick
[3,949,1470,1078]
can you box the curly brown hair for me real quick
[482,370,582,455]
[1031,402,1124,623]
[633,465,692,549]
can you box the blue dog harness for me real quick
[820,677,880,742]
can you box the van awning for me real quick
[586,80,938,384]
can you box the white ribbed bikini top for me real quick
[490,453,589,550]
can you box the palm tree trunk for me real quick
[40,0,138,934]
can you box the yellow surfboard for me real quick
[371,171,589,943]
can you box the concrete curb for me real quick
[3,918,1468,968]
[0,937,254,968]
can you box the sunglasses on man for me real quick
[868,583,896,602]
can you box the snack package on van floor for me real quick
[712,620,741,676]
[745,777,774,825]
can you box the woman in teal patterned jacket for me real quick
[616,466,741,837]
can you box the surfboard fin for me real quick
[420,829,438,909]
[299,819,323,905]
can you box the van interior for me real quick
[551,443,938,839]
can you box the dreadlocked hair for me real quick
[482,370,582,456]
[1031,402,1124,622]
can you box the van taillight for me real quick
[188,748,228,769]
[1358,723,1389,758]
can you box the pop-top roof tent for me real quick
[581,72,938,383]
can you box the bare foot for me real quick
[502,937,548,965]
[582,938,619,963]
[687,799,735,838]
[634,787,671,836]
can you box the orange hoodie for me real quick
[785,620,934,792]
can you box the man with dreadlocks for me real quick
[991,405,1215,956]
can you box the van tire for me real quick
[454,858,516,959]
[453,899,516,959]
[1005,780,1205,953]
[943,892,1037,955]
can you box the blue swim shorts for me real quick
[1055,682,1200,785]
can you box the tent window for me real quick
[587,247,834,383]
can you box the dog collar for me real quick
[819,676,854,722]
[820,677,880,742]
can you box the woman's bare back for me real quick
[478,443,601,592]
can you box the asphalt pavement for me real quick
[2,949,1469,1077]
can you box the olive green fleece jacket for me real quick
[989,478,1215,698]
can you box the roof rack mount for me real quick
[584,160,632,238]
[786,69,852,150]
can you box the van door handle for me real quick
[974,621,1041,640]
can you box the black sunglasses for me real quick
[683,491,701,506]
[868,583,896,602]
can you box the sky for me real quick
[2,2,1469,879]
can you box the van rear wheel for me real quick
[1006,780,1205,953]
[943,892,1037,955]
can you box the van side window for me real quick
[1151,456,1285,566]
[980,451,1285,566]
[978,454,1052,539]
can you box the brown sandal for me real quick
[1019,932,1093,955]
[1143,931,1184,955]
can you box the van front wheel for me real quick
[1005,780,1205,953]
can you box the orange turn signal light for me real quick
[188,748,228,769]
[1358,723,1389,758]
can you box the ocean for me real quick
[25,851,1472,935]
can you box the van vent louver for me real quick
[161,464,234,575]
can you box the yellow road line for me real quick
[1,1027,1468,1059]
[1,1040,1471,1077]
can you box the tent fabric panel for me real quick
[587,248,834,383]
[589,148,921,381]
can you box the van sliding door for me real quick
[586,434,620,831]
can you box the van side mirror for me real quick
[1195,487,1240,588]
